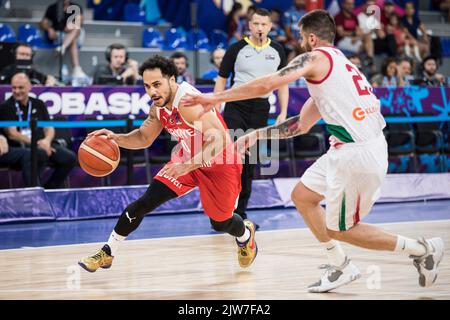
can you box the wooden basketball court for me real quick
[0,220,449,299]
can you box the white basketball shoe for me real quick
[411,237,444,287]
[308,257,361,293]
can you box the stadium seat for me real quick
[384,113,417,173]
[413,115,445,172]
[210,29,228,49]
[441,121,450,172]
[0,165,13,188]
[186,29,210,51]
[123,2,146,23]
[120,116,152,184]
[142,27,164,49]
[292,125,326,159]
[164,28,187,50]
[0,23,16,42]
[18,24,46,48]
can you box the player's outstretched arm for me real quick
[235,98,321,154]
[88,107,162,149]
[257,98,321,140]
[180,52,318,112]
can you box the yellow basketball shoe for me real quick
[78,245,114,273]
[237,220,258,268]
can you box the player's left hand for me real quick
[162,162,195,179]
[180,93,218,117]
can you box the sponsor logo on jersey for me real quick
[352,106,379,121]
[352,107,366,121]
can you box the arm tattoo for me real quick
[258,115,302,140]
[278,53,314,77]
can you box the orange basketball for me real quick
[78,135,120,177]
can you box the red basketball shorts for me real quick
[155,162,242,222]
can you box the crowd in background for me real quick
[0,0,447,88]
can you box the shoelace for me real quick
[91,250,106,260]
[317,257,350,274]
[317,264,339,277]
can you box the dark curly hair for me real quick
[138,55,178,78]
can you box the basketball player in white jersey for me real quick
[181,10,444,293]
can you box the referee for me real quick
[214,8,289,227]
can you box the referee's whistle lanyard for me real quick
[15,100,33,141]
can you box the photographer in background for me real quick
[0,43,57,85]
[93,43,139,85]
[170,51,194,85]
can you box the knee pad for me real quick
[210,213,245,237]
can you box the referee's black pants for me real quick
[223,98,270,220]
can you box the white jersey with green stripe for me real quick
[305,46,386,143]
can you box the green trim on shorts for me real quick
[326,124,355,143]
[339,193,346,231]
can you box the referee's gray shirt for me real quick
[219,37,287,99]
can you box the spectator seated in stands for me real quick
[413,56,447,86]
[380,0,396,26]
[0,43,57,86]
[371,57,406,87]
[397,56,415,85]
[402,1,430,59]
[335,0,364,55]
[201,48,226,82]
[388,13,422,62]
[170,52,194,85]
[283,0,306,60]
[358,0,397,59]
[40,0,87,78]
[348,53,372,78]
[0,73,76,189]
[93,43,139,85]
[0,133,46,187]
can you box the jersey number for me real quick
[346,64,371,96]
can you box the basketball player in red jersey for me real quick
[78,56,257,272]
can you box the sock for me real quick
[394,235,426,257]
[321,240,346,266]
[413,46,422,62]
[236,227,250,244]
[404,45,411,57]
[106,230,126,256]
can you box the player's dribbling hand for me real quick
[162,162,194,179]
[180,93,218,117]
[235,131,258,157]
[87,129,117,140]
